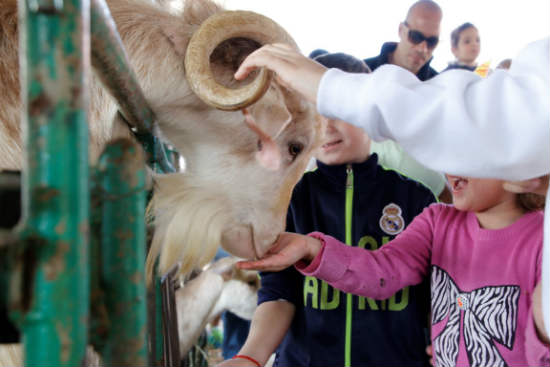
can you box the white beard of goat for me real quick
[0,0,322,280]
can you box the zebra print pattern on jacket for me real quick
[431,265,520,367]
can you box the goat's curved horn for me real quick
[184,10,297,111]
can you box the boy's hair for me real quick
[517,193,545,212]
[308,48,329,59]
[313,52,371,74]
[450,22,476,48]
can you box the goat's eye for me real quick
[288,142,304,159]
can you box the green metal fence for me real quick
[16,0,90,364]
[4,0,177,364]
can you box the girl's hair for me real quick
[517,192,546,212]
[450,22,476,48]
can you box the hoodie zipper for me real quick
[344,164,354,367]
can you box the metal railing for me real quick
[3,0,178,364]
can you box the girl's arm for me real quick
[295,230,431,300]
[240,206,436,300]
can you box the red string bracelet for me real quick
[232,354,261,366]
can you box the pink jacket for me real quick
[297,204,549,366]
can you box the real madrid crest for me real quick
[379,203,405,235]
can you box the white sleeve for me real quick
[317,38,550,181]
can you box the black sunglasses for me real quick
[403,22,439,49]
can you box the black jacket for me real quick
[258,155,435,367]
[364,42,438,80]
[442,61,477,72]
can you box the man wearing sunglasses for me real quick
[365,0,442,79]
[363,0,451,203]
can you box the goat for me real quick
[0,0,323,281]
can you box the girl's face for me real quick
[446,175,516,213]
[452,27,480,64]
[315,117,371,165]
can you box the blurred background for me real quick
[222,0,549,71]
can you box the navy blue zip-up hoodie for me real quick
[258,155,435,367]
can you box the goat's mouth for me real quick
[249,223,279,260]
[220,224,260,260]
[220,222,279,261]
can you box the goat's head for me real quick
[144,0,323,282]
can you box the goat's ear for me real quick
[243,109,281,171]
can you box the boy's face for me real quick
[452,27,480,64]
[445,174,516,213]
[315,117,370,165]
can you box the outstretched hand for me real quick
[235,43,327,105]
[237,232,323,272]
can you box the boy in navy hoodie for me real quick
[218,53,435,367]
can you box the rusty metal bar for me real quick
[160,264,181,367]
[89,0,177,363]
[96,138,148,366]
[147,273,165,367]
[16,0,90,364]
[90,0,175,173]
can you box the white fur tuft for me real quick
[146,172,230,283]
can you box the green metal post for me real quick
[97,139,147,366]
[16,0,90,364]
[14,0,90,365]
[88,0,177,363]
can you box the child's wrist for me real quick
[232,354,262,366]
[305,234,324,261]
